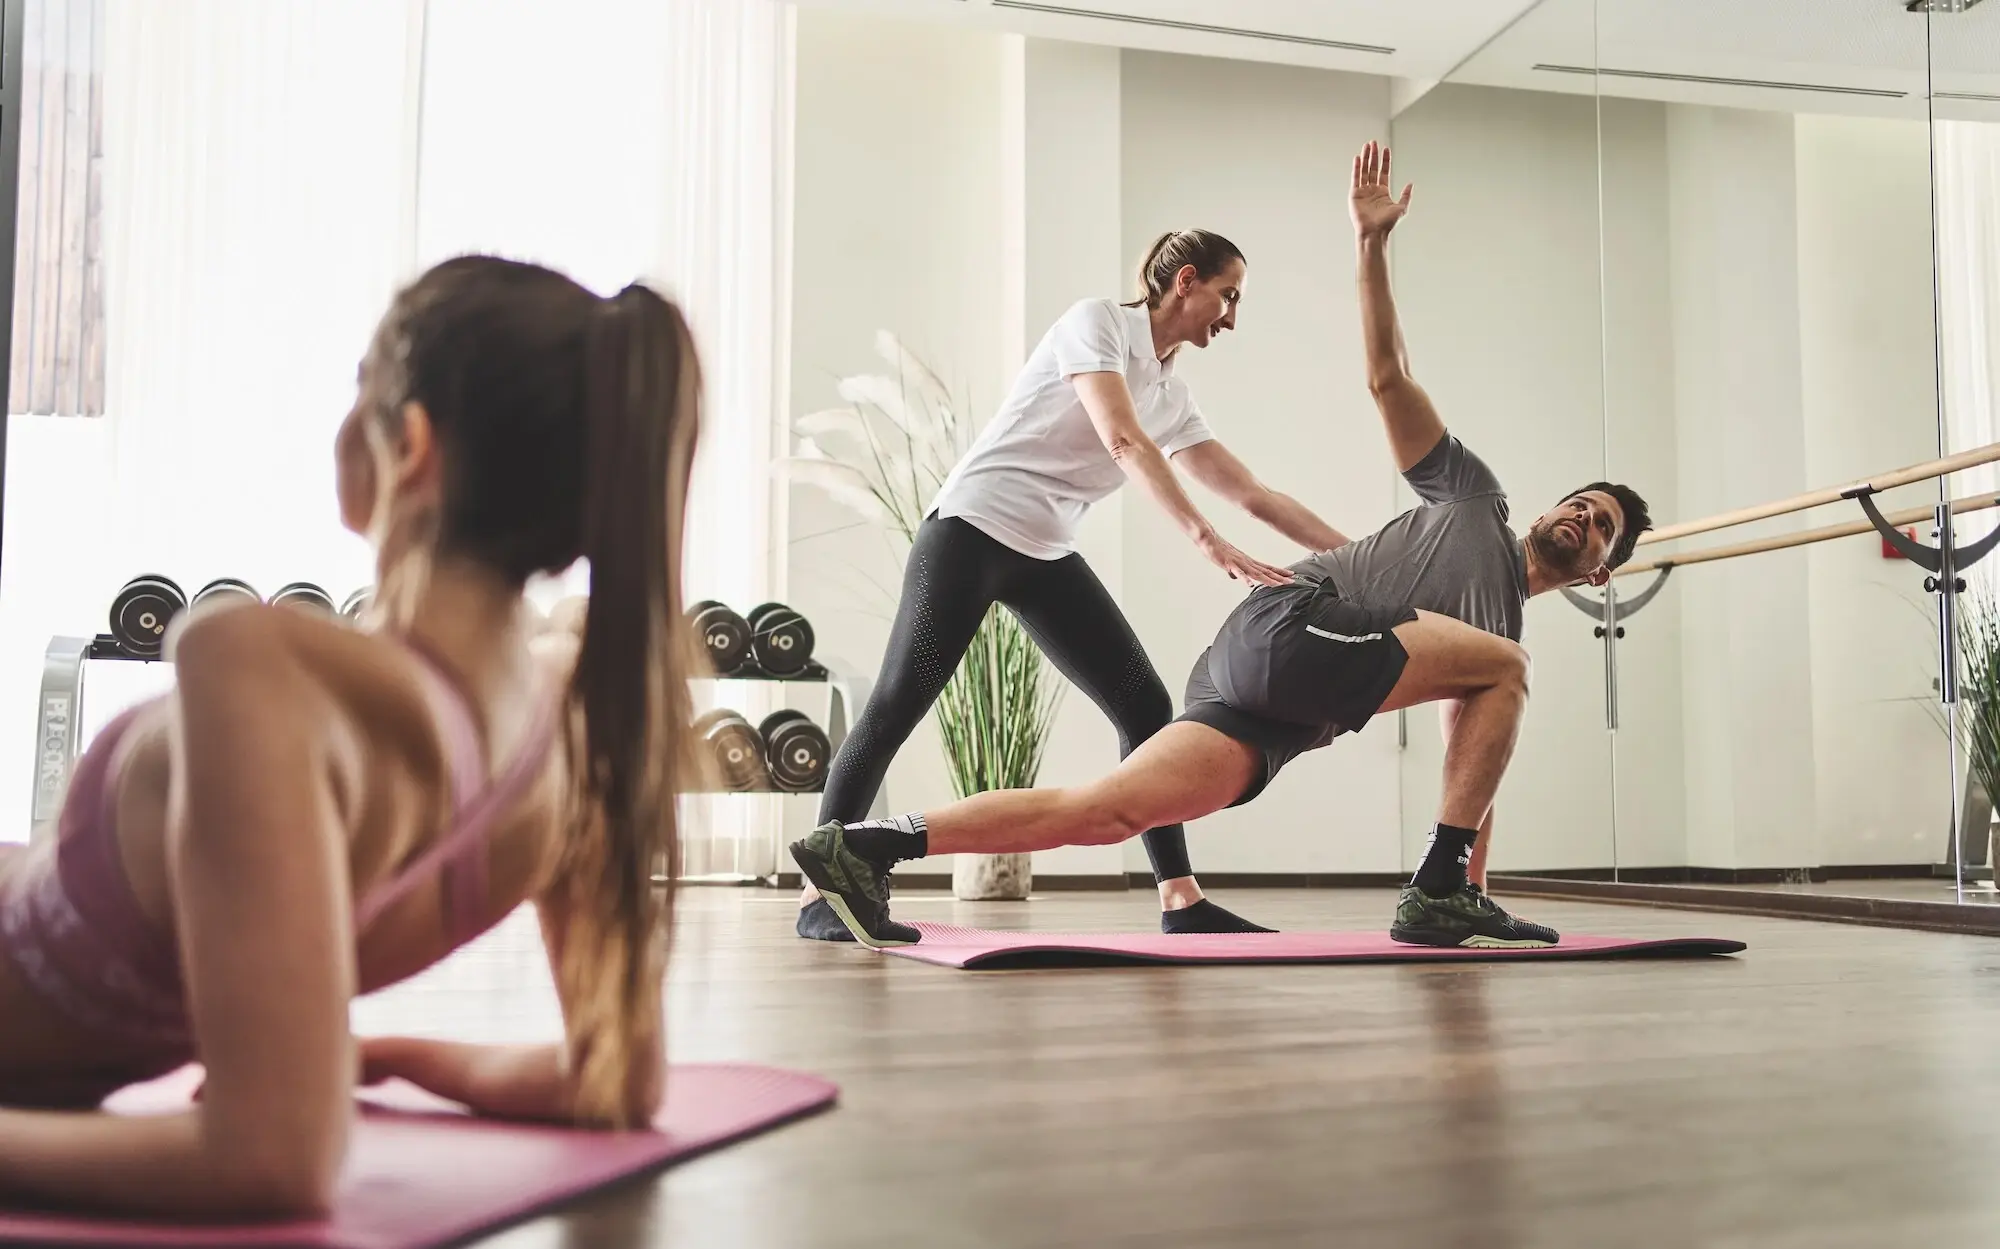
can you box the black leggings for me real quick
[819,514,1195,883]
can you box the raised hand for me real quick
[1349,140,1413,239]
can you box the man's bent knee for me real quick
[1068,791,1151,846]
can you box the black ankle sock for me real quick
[841,814,928,864]
[1161,899,1276,935]
[1413,822,1480,897]
[795,896,856,942]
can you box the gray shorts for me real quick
[1176,580,1415,807]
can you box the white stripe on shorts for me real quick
[1304,623,1382,644]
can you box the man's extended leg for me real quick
[1003,554,1271,934]
[788,723,1260,946]
[1371,611,1551,947]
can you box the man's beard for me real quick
[1527,517,1594,583]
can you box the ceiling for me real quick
[793,0,2000,122]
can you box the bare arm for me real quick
[1173,440,1349,554]
[0,609,357,1219]
[1350,141,1446,473]
[1072,370,1292,586]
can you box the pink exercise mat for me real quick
[0,1062,836,1248]
[880,922,1745,969]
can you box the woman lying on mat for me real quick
[0,255,702,1219]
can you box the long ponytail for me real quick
[556,283,704,1127]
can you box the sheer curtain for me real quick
[0,0,790,853]
[1935,120,2000,598]
[0,1,419,839]
[418,0,792,875]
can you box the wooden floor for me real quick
[353,887,2000,1249]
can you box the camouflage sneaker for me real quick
[1389,882,1559,949]
[788,821,921,948]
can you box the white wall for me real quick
[1007,36,1131,879]
[785,9,1012,868]
[1795,115,1950,866]
[1665,105,1820,871]
[1387,83,1617,874]
[1599,106,1949,873]
[1116,50,1401,875]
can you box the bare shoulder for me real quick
[165,602,374,761]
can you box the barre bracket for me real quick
[1843,485,2000,589]
[1561,565,1674,635]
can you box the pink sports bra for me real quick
[0,637,560,1072]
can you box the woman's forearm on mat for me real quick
[0,1106,333,1219]
[361,1037,579,1122]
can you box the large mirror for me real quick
[1930,0,2000,906]
[1596,0,1954,910]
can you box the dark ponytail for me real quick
[1122,228,1246,309]
[365,256,703,1129]
[560,285,703,1128]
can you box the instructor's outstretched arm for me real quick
[1072,370,1293,586]
[1172,440,1348,554]
[1350,140,1446,473]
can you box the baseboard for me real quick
[1494,864,1937,886]
[1489,874,2000,938]
[770,872,1128,892]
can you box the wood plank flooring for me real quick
[351,887,2000,1249]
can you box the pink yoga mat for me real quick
[0,1062,836,1248]
[880,922,1745,969]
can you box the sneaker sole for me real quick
[787,839,918,949]
[1390,924,1558,950]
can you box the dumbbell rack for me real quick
[27,635,101,844]
[673,659,859,888]
[29,633,867,889]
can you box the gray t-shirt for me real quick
[1290,433,1529,642]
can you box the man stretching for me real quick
[791,141,1652,949]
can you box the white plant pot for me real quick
[952,852,1032,901]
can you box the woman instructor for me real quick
[798,229,1349,942]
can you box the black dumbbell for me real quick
[696,708,770,791]
[190,578,260,612]
[759,709,831,793]
[689,600,752,676]
[108,574,186,658]
[746,602,815,677]
[270,582,336,613]
[341,588,373,621]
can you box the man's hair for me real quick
[1565,481,1652,570]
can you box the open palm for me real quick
[1349,140,1412,237]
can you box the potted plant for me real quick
[777,333,1064,900]
[1947,586,2000,876]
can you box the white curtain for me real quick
[0,0,790,855]
[1936,120,2000,598]
[0,1,418,840]
[417,0,791,875]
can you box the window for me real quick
[9,0,106,419]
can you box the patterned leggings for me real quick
[817,514,1195,882]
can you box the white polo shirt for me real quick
[929,298,1215,560]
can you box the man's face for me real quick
[1527,490,1625,586]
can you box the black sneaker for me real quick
[1389,882,1559,948]
[788,821,921,948]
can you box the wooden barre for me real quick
[1618,491,2000,577]
[1637,442,2000,548]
